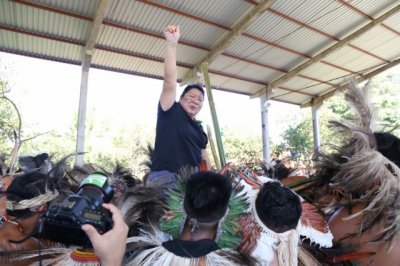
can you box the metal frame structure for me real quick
[1,0,400,165]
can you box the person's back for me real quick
[126,170,251,265]
[242,181,302,266]
[312,82,400,265]
[329,203,400,266]
[327,132,400,265]
[353,132,400,265]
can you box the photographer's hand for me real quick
[81,203,128,266]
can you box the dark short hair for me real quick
[6,172,50,218]
[374,132,400,168]
[184,171,232,223]
[255,182,301,233]
[180,84,205,99]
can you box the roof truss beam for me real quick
[84,0,109,56]
[179,0,276,86]
[9,0,343,90]
[251,3,400,98]
[301,57,400,108]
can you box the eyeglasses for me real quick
[184,94,204,103]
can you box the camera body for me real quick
[41,173,114,247]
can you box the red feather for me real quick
[199,159,207,172]
[328,252,375,263]
[238,171,261,189]
[219,163,231,175]
[301,201,329,233]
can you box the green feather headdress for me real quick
[159,167,248,249]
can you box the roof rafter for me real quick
[301,57,400,108]
[267,7,389,63]
[245,1,391,70]
[11,0,338,88]
[11,0,91,20]
[0,20,317,99]
[251,3,400,98]
[179,0,277,86]
[83,0,109,57]
[94,46,319,97]
[337,0,400,37]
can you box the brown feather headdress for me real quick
[317,79,400,250]
[238,172,333,266]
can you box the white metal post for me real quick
[75,54,91,166]
[260,96,271,164]
[311,103,321,152]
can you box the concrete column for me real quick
[311,103,322,152]
[75,54,91,166]
[260,96,271,164]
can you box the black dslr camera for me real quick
[41,173,114,247]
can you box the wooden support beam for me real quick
[84,0,109,54]
[75,0,109,166]
[180,0,276,86]
[201,63,226,167]
[301,57,400,108]
[252,3,400,99]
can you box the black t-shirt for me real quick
[151,102,208,173]
[162,239,219,258]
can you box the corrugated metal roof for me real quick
[298,62,350,84]
[1,0,399,107]
[350,0,399,17]
[152,0,252,28]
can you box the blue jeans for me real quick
[146,170,177,201]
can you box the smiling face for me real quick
[179,88,204,118]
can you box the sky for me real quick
[0,51,303,144]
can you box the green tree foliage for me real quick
[1,55,399,174]
[82,114,155,177]
[0,60,19,154]
[281,119,314,163]
[272,67,400,169]
[0,97,20,151]
[326,98,352,120]
[19,130,76,160]
[369,73,400,134]
[220,125,262,168]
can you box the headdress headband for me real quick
[6,190,59,211]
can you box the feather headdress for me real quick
[0,245,100,266]
[238,171,333,266]
[123,166,252,266]
[119,184,164,238]
[0,154,81,265]
[315,79,400,250]
[125,227,255,266]
[159,167,248,249]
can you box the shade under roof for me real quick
[1,0,400,107]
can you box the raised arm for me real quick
[160,25,180,111]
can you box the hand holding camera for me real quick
[82,203,129,266]
[40,173,114,247]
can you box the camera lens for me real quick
[78,173,114,208]
[41,172,114,247]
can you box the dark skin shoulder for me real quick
[328,203,400,266]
